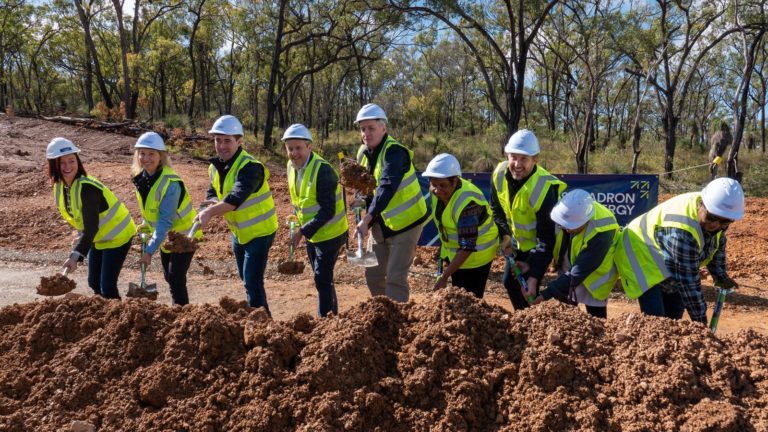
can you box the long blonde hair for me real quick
[131,149,172,177]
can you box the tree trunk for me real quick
[74,0,113,109]
[263,0,287,149]
[187,0,206,120]
[112,0,134,120]
[83,49,94,112]
[729,28,765,180]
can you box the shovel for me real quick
[506,254,536,304]
[127,233,158,300]
[347,200,378,267]
[708,285,733,334]
[37,266,77,296]
[277,215,305,275]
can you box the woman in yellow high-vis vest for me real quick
[523,189,619,318]
[282,124,348,317]
[131,132,202,305]
[195,115,278,313]
[46,137,136,299]
[423,154,498,298]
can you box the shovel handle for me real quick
[709,287,732,333]
[62,267,70,277]
[187,221,200,239]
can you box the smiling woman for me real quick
[46,137,136,300]
[131,131,201,305]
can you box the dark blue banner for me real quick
[418,172,659,246]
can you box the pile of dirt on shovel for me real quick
[1,289,767,431]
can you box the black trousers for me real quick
[160,250,195,305]
[450,262,492,298]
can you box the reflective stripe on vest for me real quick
[552,203,619,300]
[357,137,427,231]
[432,179,498,269]
[287,152,348,243]
[135,166,201,253]
[210,150,278,244]
[54,176,136,250]
[614,193,720,299]
[492,161,565,252]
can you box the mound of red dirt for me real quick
[0,289,766,431]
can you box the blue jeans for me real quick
[232,233,275,312]
[306,233,346,317]
[87,239,132,299]
[638,283,685,319]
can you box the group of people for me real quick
[46,102,745,325]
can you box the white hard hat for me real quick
[701,178,745,221]
[281,124,313,142]
[46,137,81,159]
[134,131,166,151]
[551,189,595,230]
[423,153,462,178]
[504,129,540,156]
[208,115,244,136]
[355,103,387,124]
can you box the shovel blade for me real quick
[127,282,159,300]
[347,251,378,268]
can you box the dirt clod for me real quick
[162,231,199,253]
[277,260,305,275]
[36,274,76,296]
[340,160,376,195]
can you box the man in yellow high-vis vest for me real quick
[282,124,348,317]
[354,103,429,302]
[196,115,278,313]
[490,129,566,310]
[523,189,619,318]
[614,178,745,323]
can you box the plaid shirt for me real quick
[655,226,728,323]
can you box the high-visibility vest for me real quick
[54,175,136,250]
[552,202,619,300]
[492,162,566,252]
[432,179,499,269]
[209,150,278,244]
[614,192,722,299]
[287,152,348,243]
[135,165,202,253]
[356,136,427,231]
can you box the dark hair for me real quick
[47,154,87,184]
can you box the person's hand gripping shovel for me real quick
[347,199,378,267]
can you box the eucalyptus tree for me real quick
[386,0,561,149]
[624,0,737,178]
[728,0,767,179]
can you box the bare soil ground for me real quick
[0,114,765,329]
[1,115,767,430]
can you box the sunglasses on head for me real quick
[705,212,733,225]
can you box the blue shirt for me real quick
[145,182,181,255]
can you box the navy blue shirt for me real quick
[489,165,558,280]
[361,134,428,237]
[540,229,614,300]
[294,153,340,241]
[206,147,264,207]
